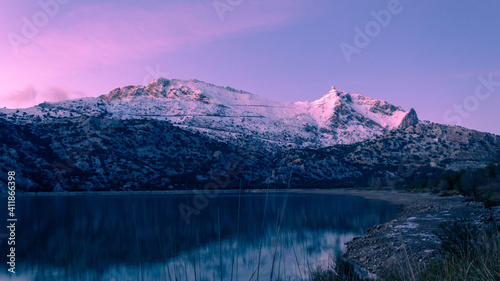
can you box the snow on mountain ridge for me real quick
[294,87,408,132]
[102,78,281,107]
[102,78,410,128]
[0,78,417,148]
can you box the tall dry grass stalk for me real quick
[387,218,500,281]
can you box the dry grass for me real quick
[385,218,500,281]
[307,257,371,281]
[309,218,500,281]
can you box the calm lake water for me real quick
[1,193,399,280]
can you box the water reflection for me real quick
[0,193,399,280]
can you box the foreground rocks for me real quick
[296,189,500,279]
[335,191,500,279]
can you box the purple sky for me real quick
[1,0,499,135]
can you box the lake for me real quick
[1,192,399,280]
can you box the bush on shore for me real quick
[401,163,500,207]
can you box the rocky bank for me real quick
[301,189,500,280]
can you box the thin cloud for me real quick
[2,86,84,108]
[3,86,37,108]
[44,86,72,102]
[8,1,307,70]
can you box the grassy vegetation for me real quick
[386,218,500,281]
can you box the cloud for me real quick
[44,86,71,102]
[3,86,37,108]
[2,86,83,108]
[6,1,307,70]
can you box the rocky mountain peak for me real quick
[100,85,145,103]
[398,108,419,129]
[311,89,412,130]
[100,78,208,103]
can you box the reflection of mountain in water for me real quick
[158,228,357,281]
[0,194,399,280]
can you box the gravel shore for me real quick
[304,189,500,279]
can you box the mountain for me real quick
[0,78,499,192]
[0,78,415,149]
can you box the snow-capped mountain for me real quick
[1,78,498,192]
[0,78,417,148]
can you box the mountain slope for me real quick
[270,123,500,188]
[0,117,272,191]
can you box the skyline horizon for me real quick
[3,74,498,136]
[1,0,499,135]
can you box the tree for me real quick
[486,163,497,179]
[437,179,449,191]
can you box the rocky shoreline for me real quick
[308,190,500,279]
